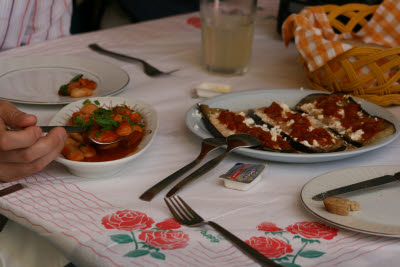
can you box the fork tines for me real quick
[164,196,203,226]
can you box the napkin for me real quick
[281,0,400,72]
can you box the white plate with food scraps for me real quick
[0,55,129,105]
[301,165,400,237]
[49,97,158,178]
[185,89,400,163]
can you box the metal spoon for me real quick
[139,137,226,202]
[86,134,121,145]
[166,134,261,198]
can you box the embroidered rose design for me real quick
[257,222,283,233]
[286,221,338,240]
[245,236,293,259]
[102,210,154,231]
[139,230,189,250]
[155,218,181,230]
[251,221,338,265]
[102,210,189,261]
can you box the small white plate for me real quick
[185,88,400,163]
[49,97,158,178]
[0,55,129,104]
[301,165,400,237]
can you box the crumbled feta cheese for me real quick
[331,120,342,129]
[300,140,312,147]
[269,126,281,142]
[308,126,314,131]
[194,109,203,118]
[278,103,291,113]
[243,117,255,126]
[337,109,344,117]
[350,129,364,141]
[312,140,319,147]
[287,119,294,126]
[300,103,315,113]
[318,114,324,120]
[357,111,363,117]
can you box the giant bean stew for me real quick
[62,100,146,162]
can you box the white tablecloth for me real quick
[1,2,400,266]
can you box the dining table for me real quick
[1,1,400,266]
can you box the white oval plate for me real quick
[185,89,400,163]
[0,55,129,104]
[301,165,400,237]
[49,97,158,178]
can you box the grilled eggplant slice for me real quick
[198,104,295,152]
[250,102,347,153]
[295,93,396,147]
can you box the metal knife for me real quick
[312,171,400,201]
[166,151,229,198]
[139,137,226,202]
[7,125,85,133]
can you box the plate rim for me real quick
[300,165,400,237]
[0,55,130,105]
[185,88,400,163]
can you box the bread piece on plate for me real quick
[296,93,396,147]
[250,102,346,153]
[198,104,295,152]
[323,196,360,216]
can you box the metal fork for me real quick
[88,43,178,77]
[165,196,282,267]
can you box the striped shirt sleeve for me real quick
[0,0,72,51]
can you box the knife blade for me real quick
[312,171,400,201]
[166,151,229,198]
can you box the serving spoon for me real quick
[166,133,261,197]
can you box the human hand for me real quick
[0,101,67,182]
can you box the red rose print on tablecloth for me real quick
[286,221,338,240]
[156,218,181,230]
[257,222,283,232]
[139,230,189,250]
[102,211,190,260]
[102,210,154,231]
[187,16,201,28]
[245,236,293,259]
[252,221,338,265]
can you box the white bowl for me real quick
[49,97,158,178]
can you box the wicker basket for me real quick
[300,3,400,106]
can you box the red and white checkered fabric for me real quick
[282,0,400,72]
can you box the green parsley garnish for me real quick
[71,74,83,82]
[94,131,102,137]
[91,108,120,130]
[83,99,92,105]
[59,84,69,96]
[72,115,88,129]
[94,100,100,105]
[78,143,86,148]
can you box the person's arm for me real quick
[0,101,67,182]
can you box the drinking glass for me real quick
[200,0,257,75]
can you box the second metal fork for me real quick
[88,43,178,77]
[165,196,282,267]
